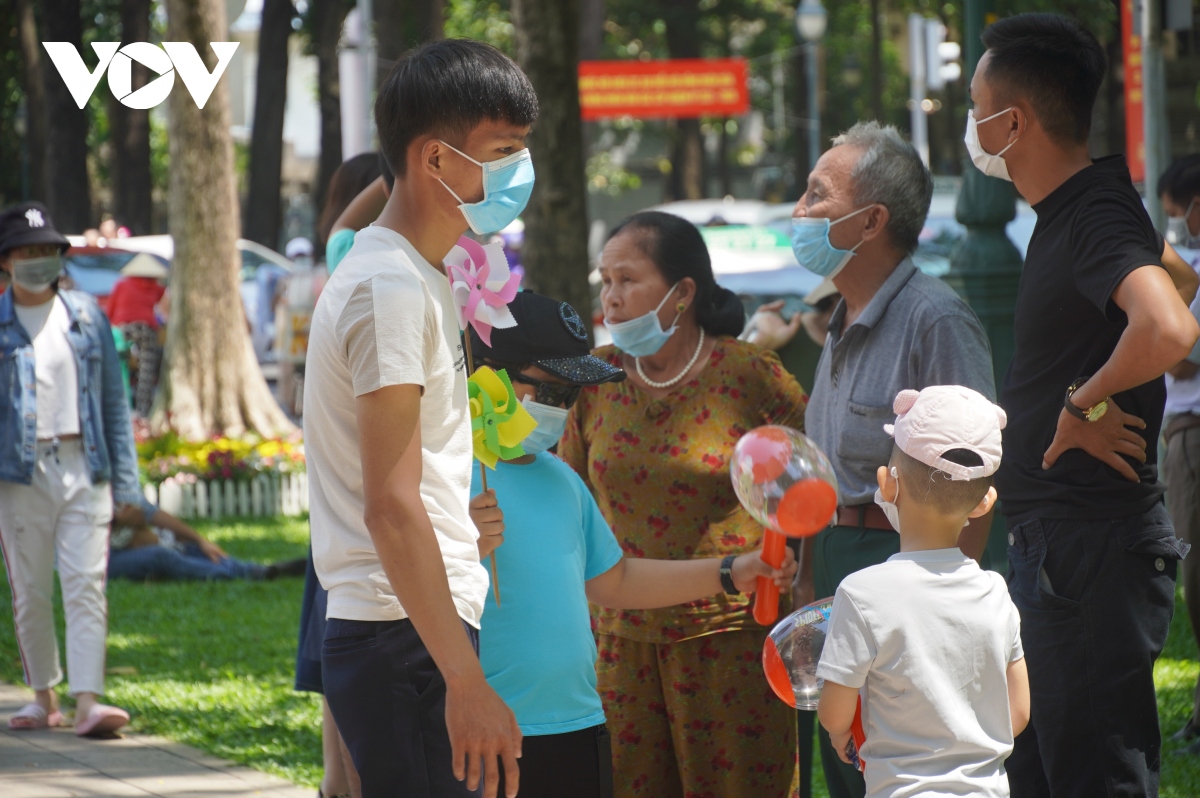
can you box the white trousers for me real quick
[0,438,112,695]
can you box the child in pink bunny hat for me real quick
[816,385,1031,798]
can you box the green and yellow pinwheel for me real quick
[468,366,538,469]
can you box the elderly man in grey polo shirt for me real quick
[788,122,995,798]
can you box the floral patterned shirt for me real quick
[560,337,808,644]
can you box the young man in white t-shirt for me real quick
[303,39,537,798]
[816,386,1031,798]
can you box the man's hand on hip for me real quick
[1043,400,1148,482]
[446,672,522,798]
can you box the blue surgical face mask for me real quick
[520,395,569,455]
[791,205,874,279]
[438,141,536,235]
[605,283,681,357]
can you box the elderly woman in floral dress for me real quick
[561,211,808,798]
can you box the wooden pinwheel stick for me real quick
[463,331,500,606]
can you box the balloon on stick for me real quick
[763,597,866,769]
[730,425,838,626]
[762,596,834,710]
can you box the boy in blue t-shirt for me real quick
[466,292,796,798]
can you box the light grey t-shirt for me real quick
[806,259,995,506]
[817,549,1024,798]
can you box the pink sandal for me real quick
[74,703,129,737]
[8,702,65,730]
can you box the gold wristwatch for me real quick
[1064,378,1109,423]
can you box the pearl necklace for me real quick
[636,328,706,389]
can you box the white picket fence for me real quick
[143,472,308,520]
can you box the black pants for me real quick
[322,617,482,798]
[496,724,613,798]
[1006,504,1187,798]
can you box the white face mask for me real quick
[520,395,569,455]
[964,107,1018,182]
[1167,199,1200,249]
[874,467,901,532]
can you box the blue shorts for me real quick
[294,548,326,693]
[322,616,483,798]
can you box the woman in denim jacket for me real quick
[0,202,149,736]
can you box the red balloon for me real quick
[739,427,793,484]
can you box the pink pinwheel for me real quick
[445,237,521,347]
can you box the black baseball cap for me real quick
[470,291,626,385]
[0,202,70,256]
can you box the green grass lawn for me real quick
[0,517,324,787]
[1,517,1199,794]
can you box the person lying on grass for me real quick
[108,504,306,582]
[465,291,798,798]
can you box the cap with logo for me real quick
[0,202,71,257]
[469,291,626,385]
[883,385,1006,480]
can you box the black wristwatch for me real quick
[719,554,739,595]
[1064,378,1109,423]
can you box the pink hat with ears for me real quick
[884,386,1007,480]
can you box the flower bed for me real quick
[137,431,307,519]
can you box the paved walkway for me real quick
[0,683,312,798]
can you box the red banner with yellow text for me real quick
[1122,0,1145,183]
[578,58,750,121]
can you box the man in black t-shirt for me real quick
[967,14,1200,797]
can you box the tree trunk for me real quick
[663,2,704,200]
[718,117,731,198]
[310,0,353,247]
[578,0,605,61]
[376,0,444,75]
[244,0,294,250]
[157,0,295,441]
[14,0,48,202]
[868,0,884,121]
[511,0,593,336]
[669,119,705,200]
[42,0,93,233]
[109,0,153,235]
[792,46,811,183]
